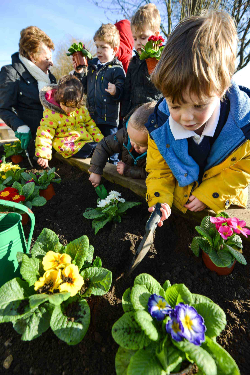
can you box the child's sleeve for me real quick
[123,165,147,180]
[121,63,132,117]
[35,109,57,160]
[110,66,126,101]
[146,136,176,207]
[82,107,104,142]
[192,144,250,213]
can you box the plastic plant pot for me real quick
[146,57,158,74]
[202,250,236,275]
[72,52,88,69]
[21,213,29,225]
[39,183,55,201]
[11,155,23,164]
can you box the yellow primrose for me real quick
[42,251,72,271]
[1,175,6,179]
[34,269,62,293]
[59,264,84,297]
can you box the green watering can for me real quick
[0,200,35,287]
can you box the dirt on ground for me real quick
[0,157,249,375]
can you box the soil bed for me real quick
[0,157,249,375]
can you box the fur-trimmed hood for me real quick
[39,84,65,114]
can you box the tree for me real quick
[91,0,250,70]
[51,37,96,80]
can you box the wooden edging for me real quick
[55,153,250,238]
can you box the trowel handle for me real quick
[145,202,162,231]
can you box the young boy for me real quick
[121,4,163,118]
[145,10,250,226]
[89,102,156,187]
[81,23,126,163]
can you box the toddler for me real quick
[145,10,250,226]
[89,102,156,187]
[35,75,103,168]
[121,3,162,118]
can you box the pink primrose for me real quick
[227,217,250,237]
[218,225,233,240]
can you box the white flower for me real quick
[108,191,121,200]
[97,199,109,208]
[118,198,125,203]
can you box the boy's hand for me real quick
[148,203,171,227]
[105,82,116,96]
[89,173,101,187]
[117,161,125,175]
[37,158,49,169]
[184,195,206,212]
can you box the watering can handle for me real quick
[0,200,35,252]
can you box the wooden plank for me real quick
[55,152,250,234]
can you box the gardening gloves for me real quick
[15,125,32,150]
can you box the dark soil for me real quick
[0,157,249,375]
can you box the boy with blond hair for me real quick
[121,3,162,118]
[145,10,250,226]
[82,23,125,163]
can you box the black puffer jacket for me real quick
[0,52,56,137]
[89,127,147,179]
[81,57,125,128]
[121,52,162,118]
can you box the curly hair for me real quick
[54,75,85,108]
[19,26,54,60]
[94,23,120,49]
[131,4,161,33]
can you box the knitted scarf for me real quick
[19,54,51,91]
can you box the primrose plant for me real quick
[191,213,248,267]
[0,229,112,345]
[83,185,141,234]
[21,167,61,190]
[112,273,240,375]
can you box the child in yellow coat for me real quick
[35,75,103,168]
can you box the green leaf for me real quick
[202,336,240,375]
[155,336,184,373]
[122,288,134,313]
[193,302,226,338]
[117,201,141,214]
[191,294,213,305]
[190,237,202,256]
[92,256,102,267]
[209,249,233,267]
[127,342,166,375]
[31,228,63,257]
[0,278,33,323]
[22,182,35,199]
[66,235,89,269]
[80,267,112,296]
[130,285,151,310]
[226,234,242,249]
[195,226,213,245]
[83,208,105,219]
[162,280,171,291]
[13,303,51,341]
[134,273,164,295]
[31,196,47,206]
[21,172,32,181]
[12,181,22,193]
[20,254,40,286]
[85,244,94,264]
[134,310,159,341]
[92,216,111,234]
[115,347,136,375]
[173,340,217,375]
[112,311,151,350]
[165,284,192,308]
[224,244,247,265]
[50,298,90,345]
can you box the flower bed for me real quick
[0,157,249,374]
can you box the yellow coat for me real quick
[146,136,250,214]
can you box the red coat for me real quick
[115,20,134,73]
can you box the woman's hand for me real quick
[37,158,49,169]
[148,203,171,227]
[117,161,125,175]
[89,173,101,187]
[184,195,206,211]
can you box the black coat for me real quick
[89,127,147,179]
[0,52,56,137]
[81,57,125,128]
[121,52,162,118]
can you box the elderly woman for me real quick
[0,26,56,151]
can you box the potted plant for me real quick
[21,168,61,201]
[3,141,25,164]
[66,42,93,70]
[112,273,240,375]
[83,185,141,234]
[0,158,25,186]
[139,35,165,74]
[0,228,112,345]
[190,213,248,275]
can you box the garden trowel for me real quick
[128,202,162,275]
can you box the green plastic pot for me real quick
[0,200,35,287]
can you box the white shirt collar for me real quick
[169,98,221,145]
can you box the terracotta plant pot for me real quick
[72,52,88,69]
[39,183,55,201]
[21,213,29,225]
[146,57,158,74]
[11,155,23,164]
[202,250,236,275]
